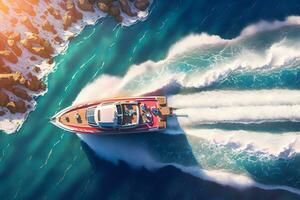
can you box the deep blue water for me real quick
[1,0,300,199]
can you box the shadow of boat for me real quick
[79,116,199,169]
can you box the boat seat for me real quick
[159,107,171,116]
[158,120,167,129]
[157,96,167,106]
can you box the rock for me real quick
[95,0,143,23]
[109,6,121,16]
[47,6,62,20]
[0,34,6,48]
[0,72,31,113]
[6,102,16,113]
[12,7,22,15]
[21,16,39,34]
[30,56,38,61]
[41,15,47,20]
[63,11,75,30]
[7,41,22,57]
[0,32,22,57]
[0,50,18,64]
[68,35,75,41]
[10,87,31,101]
[0,73,17,88]
[47,59,54,64]
[0,65,12,74]
[59,1,67,10]
[97,0,115,12]
[53,35,63,44]
[10,17,18,26]
[15,0,36,16]
[42,21,57,34]
[12,72,27,85]
[77,0,94,12]
[7,39,15,47]
[25,73,46,91]
[0,91,9,106]
[134,0,149,11]
[62,1,83,30]
[6,32,22,56]
[7,32,21,42]
[7,100,27,113]
[0,72,39,108]
[43,10,48,16]
[114,15,123,23]
[25,0,40,5]
[32,47,50,58]
[119,0,137,17]
[7,38,16,47]
[97,2,110,12]
[21,33,54,58]
[33,66,41,73]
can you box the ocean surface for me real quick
[1,0,300,199]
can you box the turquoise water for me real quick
[1,0,300,199]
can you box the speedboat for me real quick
[51,96,173,134]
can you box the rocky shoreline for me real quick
[0,0,150,133]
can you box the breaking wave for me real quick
[172,128,300,158]
[73,16,300,100]
[78,134,300,195]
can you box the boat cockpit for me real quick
[86,102,140,129]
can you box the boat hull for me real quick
[51,96,172,134]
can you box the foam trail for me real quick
[169,90,300,108]
[166,90,300,157]
[168,128,300,157]
[166,116,300,157]
[174,105,300,125]
[168,90,300,124]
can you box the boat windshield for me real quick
[86,107,97,127]
[88,103,139,129]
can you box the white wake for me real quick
[174,105,300,125]
[168,90,300,108]
[165,90,300,157]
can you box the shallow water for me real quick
[1,0,300,199]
